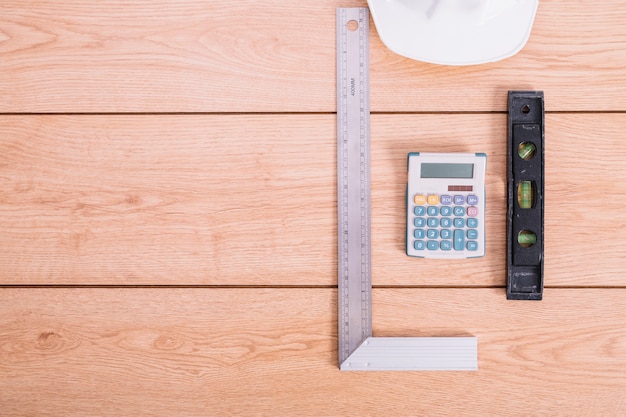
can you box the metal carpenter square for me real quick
[337,6,372,366]
[336,7,478,371]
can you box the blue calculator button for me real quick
[427,218,439,227]
[427,240,439,250]
[414,217,426,227]
[454,195,465,205]
[427,206,439,216]
[440,206,452,216]
[454,218,465,228]
[427,229,439,239]
[454,229,465,251]
[440,229,452,239]
[414,229,425,239]
[440,195,453,205]
[467,218,478,228]
[467,229,478,239]
[440,218,452,228]
[467,241,479,251]
[467,195,479,205]
[414,240,426,250]
[453,206,465,216]
[414,206,426,216]
[440,240,452,251]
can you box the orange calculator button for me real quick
[414,194,426,205]
[427,194,439,205]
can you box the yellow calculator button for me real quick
[427,194,439,205]
[414,194,426,205]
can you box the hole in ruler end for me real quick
[347,20,358,31]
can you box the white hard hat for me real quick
[367,0,539,65]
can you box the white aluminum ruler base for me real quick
[336,7,478,371]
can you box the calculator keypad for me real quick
[412,193,480,253]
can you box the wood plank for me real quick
[2,114,626,286]
[0,115,336,285]
[371,0,626,113]
[373,113,626,287]
[1,288,624,416]
[1,1,625,112]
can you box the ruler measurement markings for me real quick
[336,7,477,370]
[337,7,371,365]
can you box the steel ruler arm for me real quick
[337,7,477,371]
[341,337,478,371]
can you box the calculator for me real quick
[406,152,487,258]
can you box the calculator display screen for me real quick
[420,163,474,179]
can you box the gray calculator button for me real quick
[466,195,479,205]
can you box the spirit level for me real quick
[507,90,545,300]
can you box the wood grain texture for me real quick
[2,114,626,286]
[2,0,625,415]
[0,115,336,285]
[1,0,625,112]
[1,288,625,416]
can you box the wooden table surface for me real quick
[1,1,626,415]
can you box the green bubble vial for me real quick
[517,181,535,209]
[518,142,537,160]
[518,230,537,247]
